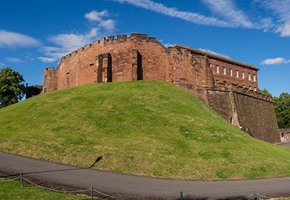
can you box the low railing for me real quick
[1,173,118,200]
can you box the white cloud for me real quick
[0,62,6,67]
[49,28,99,52]
[199,48,229,58]
[163,43,173,48]
[39,28,100,63]
[6,57,23,63]
[112,0,290,37]
[261,57,290,65]
[39,9,117,63]
[38,57,57,63]
[256,0,290,36]
[258,17,275,32]
[202,0,253,28]
[99,19,116,31]
[112,0,231,27]
[85,10,116,31]
[277,21,290,37]
[0,30,40,48]
[159,39,173,47]
[85,10,109,21]
[258,0,290,21]
[39,46,69,63]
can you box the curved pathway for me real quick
[1,151,290,199]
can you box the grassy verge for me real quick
[1,81,290,180]
[0,179,87,200]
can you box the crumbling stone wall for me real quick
[233,92,280,143]
[52,34,168,91]
[43,34,258,95]
[207,89,280,143]
[207,90,234,123]
[43,67,57,93]
[167,46,209,99]
[41,33,280,143]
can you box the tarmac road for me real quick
[1,151,290,199]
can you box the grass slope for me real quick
[1,81,290,180]
[0,179,86,200]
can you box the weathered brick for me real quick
[42,33,280,143]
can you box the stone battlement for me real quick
[44,67,56,71]
[42,33,280,143]
[173,44,258,70]
[94,33,158,45]
[61,33,159,62]
[211,81,272,102]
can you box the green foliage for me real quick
[0,179,87,200]
[258,88,272,97]
[274,93,290,129]
[0,67,25,108]
[1,81,290,180]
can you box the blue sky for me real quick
[0,0,289,97]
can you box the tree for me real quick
[258,88,273,97]
[273,93,290,129]
[0,67,26,108]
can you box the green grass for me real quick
[1,80,290,180]
[0,179,87,200]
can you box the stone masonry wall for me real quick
[233,92,280,143]
[207,90,234,123]
[207,89,280,143]
[209,58,258,90]
[168,47,205,96]
[174,45,259,91]
[43,67,57,93]
[54,34,168,91]
[42,33,280,143]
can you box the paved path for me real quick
[279,142,290,148]
[1,151,290,199]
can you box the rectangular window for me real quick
[253,74,256,82]
[242,71,245,79]
[236,70,239,78]
[248,73,251,81]
[216,65,219,74]
[229,69,233,76]
[223,67,226,75]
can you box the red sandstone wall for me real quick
[209,59,258,90]
[55,34,169,90]
[167,46,214,101]
[43,34,258,96]
[207,89,280,143]
[41,33,280,143]
[42,67,57,93]
[233,92,280,143]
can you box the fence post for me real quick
[180,191,183,200]
[20,173,23,188]
[91,185,94,200]
[253,191,257,200]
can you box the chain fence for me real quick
[1,173,119,200]
[1,173,278,200]
[178,190,271,200]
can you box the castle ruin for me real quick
[42,33,280,143]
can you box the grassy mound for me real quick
[1,81,290,180]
